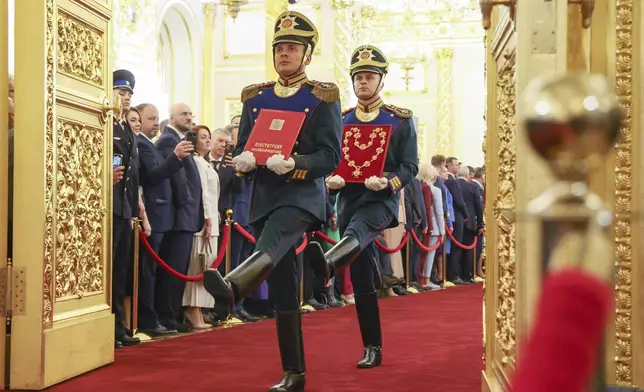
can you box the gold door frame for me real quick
[11,0,114,388]
[0,1,10,388]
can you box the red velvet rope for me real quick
[312,230,410,254]
[409,229,442,252]
[138,224,231,282]
[445,228,478,250]
[233,223,256,244]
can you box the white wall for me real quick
[109,0,486,165]
[113,0,203,120]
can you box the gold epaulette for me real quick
[384,104,413,119]
[241,81,276,103]
[342,107,355,117]
[307,80,340,103]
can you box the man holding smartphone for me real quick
[112,69,141,348]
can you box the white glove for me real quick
[326,175,345,190]
[364,176,388,191]
[233,151,257,173]
[266,154,295,175]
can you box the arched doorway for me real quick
[157,2,201,121]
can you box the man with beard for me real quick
[305,45,419,369]
[203,11,341,392]
[135,103,193,336]
[154,102,204,333]
[112,69,141,348]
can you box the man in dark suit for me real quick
[457,165,483,282]
[135,103,193,336]
[403,177,428,291]
[203,11,342,391]
[445,156,469,284]
[472,167,485,277]
[112,69,141,348]
[154,102,204,332]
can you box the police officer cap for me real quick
[113,69,136,92]
[350,45,389,77]
[273,11,319,51]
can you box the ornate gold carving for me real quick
[43,0,55,326]
[492,55,516,366]
[614,0,633,385]
[435,48,453,155]
[54,120,106,299]
[332,7,355,108]
[57,12,104,85]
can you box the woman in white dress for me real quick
[183,125,219,329]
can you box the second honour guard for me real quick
[203,10,342,392]
[306,44,419,368]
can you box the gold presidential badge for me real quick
[356,47,375,62]
[279,14,298,31]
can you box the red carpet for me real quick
[47,285,482,391]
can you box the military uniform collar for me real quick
[357,97,384,113]
[355,97,384,122]
[275,73,308,98]
[278,72,308,87]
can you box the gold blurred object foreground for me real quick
[522,72,622,392]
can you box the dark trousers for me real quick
[475,233,484,270]
[112,216,133,338]
[460,228,476,280]
[377,241,394,276]
[409,225,423,282]
[341,203,395,250]
[138,232,164,329]
[155,231,193,325]
[230,226,255,311]
[447,215,464,281]
[253,206,316,312]
[350,243,380,296]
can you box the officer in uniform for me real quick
[305,45,419,369]
[112,69,141,348]
[203,11,342,392]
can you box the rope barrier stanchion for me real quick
[131,219,151,342]
[297,235,314,313]
[442,233,453,288]
[224,209,233,276]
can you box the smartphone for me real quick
[225,142,234,156]
[113,154,123,169]
[185,131,197,146]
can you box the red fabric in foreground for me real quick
[511,269,614,392]
[46,286,482,392]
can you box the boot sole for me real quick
[303,241,329,278]
[203,269,233,303]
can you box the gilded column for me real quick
[201,3,216,128]
[613,0,634,386]
[265,0,288,80]
[331,4,355,108]
[434,48,453,155]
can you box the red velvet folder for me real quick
[334,124,393,183]
[244,109,306,165]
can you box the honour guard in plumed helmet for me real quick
[305,44,419,369]
[112,69,142,348]
[202,11,342,392]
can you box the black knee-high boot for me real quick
[305,236,361,280]
[354,291,382,369]
[203,251,274,305]
[269,310,306,392]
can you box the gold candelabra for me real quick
[222,0,249,20]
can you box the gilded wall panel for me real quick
[54,120,106,299]
[493,55,517,367]
[614,0,634,385]
[57,11,104,85]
